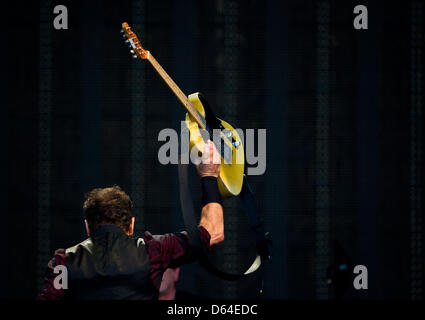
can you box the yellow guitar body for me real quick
[185,92,244,198]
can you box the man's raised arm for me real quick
[197,141,224,246]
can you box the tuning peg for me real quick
[130,49,135,54]
[124,39,129,43]
[132,54,138,59]
[120,29,124,34]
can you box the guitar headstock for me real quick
[121,22,149,60]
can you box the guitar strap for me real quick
[177,153,272,285]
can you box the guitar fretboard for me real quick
[147,53,206,129]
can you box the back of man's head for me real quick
[83,185,133,233]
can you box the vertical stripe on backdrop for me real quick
[316,0,331,300]
[38,0,52,291]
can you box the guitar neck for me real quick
[146,53,206,129]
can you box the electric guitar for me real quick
[121,22,244,197]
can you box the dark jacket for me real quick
[64,225,157,300]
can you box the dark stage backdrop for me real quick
[1,0,424,300]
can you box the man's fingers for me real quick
[202,142,210,163]
[212,142,221,165]
[201,141,214,164]
[200,141,221,165]
[209,141,214,163]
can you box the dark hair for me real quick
[83,185,133,233]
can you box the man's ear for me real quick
[84,219,90,237]
[127,217,135,236]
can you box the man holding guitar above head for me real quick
[38,141,223,300]
[39,20,270,299]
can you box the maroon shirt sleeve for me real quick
[37,249,66,300]
[143,226,212,290]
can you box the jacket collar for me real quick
[90,224,125,238]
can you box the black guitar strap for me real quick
[177,154,272,285]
